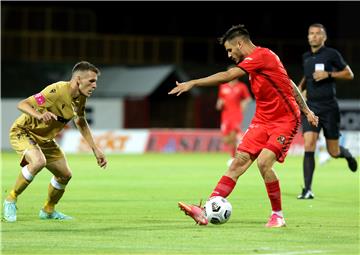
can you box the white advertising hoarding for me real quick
[59,129,359,156]
[60,129,149,154]
[1,98,124,150]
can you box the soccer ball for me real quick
[204,196,232,224]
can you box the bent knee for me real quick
[328,150,340,158]
[226,153,251,178]
[304,142,317,151]
[32,157,47,171]
[57,171,72,184]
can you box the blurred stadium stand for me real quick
[2,4,359,129]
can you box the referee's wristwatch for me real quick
[328,72,332,78]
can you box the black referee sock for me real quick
[303,151,315,191]
[338,146,352,159]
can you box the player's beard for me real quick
[234,55,244,64]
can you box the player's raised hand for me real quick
[38,111,58,123]
[168,81,194,96]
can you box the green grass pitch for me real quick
[1,152,359,255]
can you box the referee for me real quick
[297,23,357,199]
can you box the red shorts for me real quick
[237,118,299,163]
[221,119,242,136]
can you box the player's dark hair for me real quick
[309,23,327,36]
[218,24,250,45]
[72,61,100,75]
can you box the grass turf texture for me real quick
[1,152,359,255]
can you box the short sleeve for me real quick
[29,84,59,108]
[238,51,265,73]
[331,49,347,71]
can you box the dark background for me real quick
[4,1,358,38]
[2,1,359,128]
[93,1,359,39]
[2,1,359,76]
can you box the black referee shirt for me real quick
[302,46,347,102]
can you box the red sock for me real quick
[265,180,282,212]
[210,176,236,198]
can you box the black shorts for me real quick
[301,100,340,139]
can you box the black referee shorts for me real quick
[301,100,341,139]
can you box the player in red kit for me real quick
[169,24,318,228]
[216,69,252,166]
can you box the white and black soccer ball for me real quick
[204,196,232,224]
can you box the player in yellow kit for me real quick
[3,61,107,222]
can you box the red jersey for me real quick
[238,47,300,122]
[218,81,251,123]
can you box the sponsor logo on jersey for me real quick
[34,93,46,105]
[277,135,286,145]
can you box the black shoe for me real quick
[297,188,314,199]
[346,156,358,172]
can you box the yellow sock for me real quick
[6,173,30,202]
[8,190,17,201]
[43,201,55,213]
[43,183,65,213]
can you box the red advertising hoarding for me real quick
[146,129,226,153]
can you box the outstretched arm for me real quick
[291,80,318,127]
[168,67,246,96]
[74,116,107,169]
